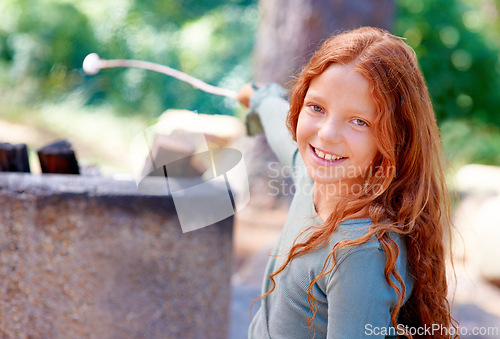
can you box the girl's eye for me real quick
[352,119,368,127]
[310,105,324,113]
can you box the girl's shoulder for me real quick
[317,222,413,295]
[333,219,407,254]
[325,219,409,275]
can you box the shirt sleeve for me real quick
[249,84,298,170]
[326,246,399,338]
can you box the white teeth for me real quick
[314,147,343,161]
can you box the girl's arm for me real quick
[326,246,403,338]
[237,83,298,170]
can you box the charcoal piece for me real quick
[37,140,80,175]
[0,143,31,173]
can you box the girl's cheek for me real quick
[296,114,306,140]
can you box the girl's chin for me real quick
[306,165,346,181]
[306,169,344,185]
[306,169,365,187]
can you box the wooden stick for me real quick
[83,53,237,99]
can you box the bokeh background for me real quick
[1,0,500,338]
[1,0,500,173]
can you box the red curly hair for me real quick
[257,27,458,338]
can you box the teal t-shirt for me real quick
[247,85,414,339]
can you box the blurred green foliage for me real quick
[394,0,500,165]
[0,0,499,167]
[395,0,500,125]
[0,0,257,118]
[441,119,500,166]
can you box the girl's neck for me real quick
[313,181,370,222]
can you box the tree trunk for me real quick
[254,0,395,84]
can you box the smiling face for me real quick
[296,63,379,193]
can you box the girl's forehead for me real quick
[308,64,374,101]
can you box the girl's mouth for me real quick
[310,145,346,164]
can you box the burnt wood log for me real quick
[37,140,80,175]
[0,143,31,173]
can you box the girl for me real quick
[237,27,457,338]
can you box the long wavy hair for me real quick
[257,27,458,338]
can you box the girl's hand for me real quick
[236,83,255,108]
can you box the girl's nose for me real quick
[318,119,343,144]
